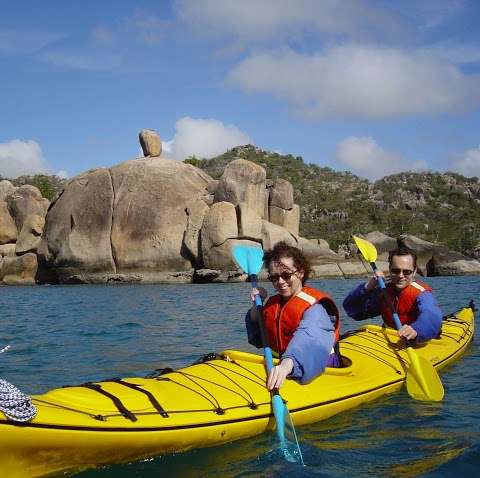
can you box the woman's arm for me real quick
[281,303,335,384]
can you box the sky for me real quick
[1,0,480,181]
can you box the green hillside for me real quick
[185,145,480,253]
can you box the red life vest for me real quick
[263,286,340,355]
[379,280,433,328]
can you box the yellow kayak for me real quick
[0,304,474,477]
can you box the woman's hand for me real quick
[250,287,268,303]
[398,324,418,341]
[267,358,294,390]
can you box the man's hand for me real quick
[267,358,294,390]
[365,270,385,292]
[398,324,418,341]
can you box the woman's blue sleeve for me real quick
[282,304,335,384]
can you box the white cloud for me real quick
[227,45,480,119]
[335,136,427,180]
[56,170,69,179]
[452,146,480,178]
[0,139,50,178]
[174,0,404,44]
[165,117,252,160]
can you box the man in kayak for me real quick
[246,241,340,390]
[343,246,442,342]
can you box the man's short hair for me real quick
[388,246,417,269]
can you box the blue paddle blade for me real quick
[283,403,305,465]
[232,244,264,276]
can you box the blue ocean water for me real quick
[1,276,479,477]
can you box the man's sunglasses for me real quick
[390,268,415,276]
[268,271,297,282]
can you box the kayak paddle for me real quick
[352,235,444,402]
[232,243,304,465]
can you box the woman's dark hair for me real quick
[263,241,311,284]
[388,246,417,269]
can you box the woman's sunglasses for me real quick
[268,270,297,283]
[390,268,415,276]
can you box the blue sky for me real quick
[1,0,480,180]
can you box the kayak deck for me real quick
[0,304,474,477]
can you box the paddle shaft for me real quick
[250,274,279,389]
[369,262,403,330]
[248,271,304,463]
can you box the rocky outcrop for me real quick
[6,185,49,232]
[237,202,263,240]
[201,202,238,270]
[398,234,480,276]
[0,180,15,201]
[4,135,479,285]
[267,179,300,237]
[39,168,116,282]
[0,181,49,285]
[358,231,397,261]
[16,214,45,254]
[40,158,212,283]
[110,159,210,275]
[214,159,266,218]
[0,201,17,244]
[346,232,480,277]
[269,204,300,238]
[0,253,37,285]
[184,200,210,266]
[297,237,340,264]
[269,178,294,210]
[139,129,162,157]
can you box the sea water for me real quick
[1,276,479,477]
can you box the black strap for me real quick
[81,383,137,422]
[111,379,169,418]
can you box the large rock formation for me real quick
[0,180,48,285]
[40,157,213,282]
[214,159,266,218]
[3,130,479,284]
[6,185,49,232]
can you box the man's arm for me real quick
[342,283,382,320]
[411,292,443,343]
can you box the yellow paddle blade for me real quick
[352,235,377,263]
[405,348,444,402]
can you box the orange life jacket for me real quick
[379,280,433,328]
[263,286,340,355]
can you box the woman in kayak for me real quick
[246,241,340,390]
[343,246,442,342]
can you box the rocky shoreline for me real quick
[2,130,480,285]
